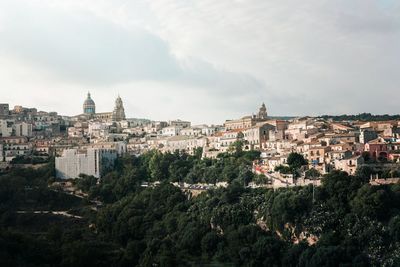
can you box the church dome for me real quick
[83,92,96,114]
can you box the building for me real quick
[168,120,191,128]
[112,96,126,121]
[360,128,378,144]
[224,103,269,131]
[79,93,126,122]
[55,148,118,179]
[0,120,13,137]
[83,92,96,114]
[180,127,202,137]
[161,126,183,137]
[334,155,364,175]
[286,118,318,140]
[243,123,276,149]
[258,103,268,120]
[0,104,9,117]
[1,136,32,162]
[0,143,4,162]
[160,136,207,154]
[365,137,388,160]
[308,146,331,165]
[14,122,33,137]
[83,141,127,156]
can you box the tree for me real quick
[355,165,374,182]
[254,174,269,185]
[389,215,400,242]
[305,168,321,179]
[228,140,244,156]
[287,153,308,170]
[237,164,254,186]
[275,165,292,174]
[76,174,98,192]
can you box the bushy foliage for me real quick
[319,112,400,122]
[1,154,400,266]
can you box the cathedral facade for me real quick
[224,103,269,130]
[80,92,126,121]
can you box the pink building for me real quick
[364,137,388,160]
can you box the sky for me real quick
[0,0,399,124]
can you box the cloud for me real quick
[0,1,181,84]
[0,0,400,124]
[0,0,271,123]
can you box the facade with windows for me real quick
[55,148,117,179]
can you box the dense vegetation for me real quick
[1,150,400,266]
[10,155,50,165]
[86,148,261,203]
[319,112,400,122]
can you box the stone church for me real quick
[80,92,126,121]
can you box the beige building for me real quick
[168,120,191,128]
[79,93,126,122]
[224,103,269,131]
[334,155,364,175]
[161,136,207,154]
[308,146,331,165]
[243,123,276,149]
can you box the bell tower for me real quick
[257,103,268,120]
[112,95,126,121]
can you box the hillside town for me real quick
[1,93,399,188]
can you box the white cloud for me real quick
[0,0,400,124]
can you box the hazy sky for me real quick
[0,0,399,124]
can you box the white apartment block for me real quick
[14,122,33,137]
[55,148,118,179]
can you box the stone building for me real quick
[14,122,33,137]
[0,104,9,117]
[80,92,126,122]
[224,103,269,131]
[83,92,96,115]
[112,96,126,121]
[334,155,364,175]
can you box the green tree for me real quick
[305,168,321,179]
[287,153,308,169]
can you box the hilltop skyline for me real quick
[1,1,400,124]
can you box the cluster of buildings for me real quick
[2,92,400,186]
[0,103,64,163]
[254,119,400,179]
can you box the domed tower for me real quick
[257,103,268,120]
[112,95,126,121]
[83,92,96,115]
